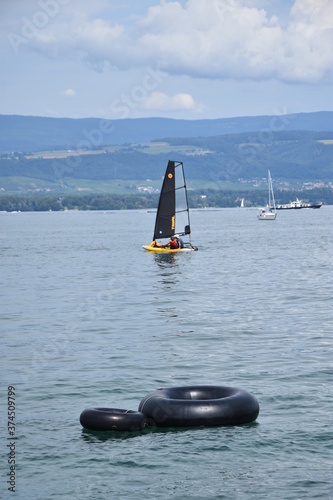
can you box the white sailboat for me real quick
[257,170,277,220]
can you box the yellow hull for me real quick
[143,244,195,253]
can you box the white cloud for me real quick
[62,88,76,97]
[2,0,333,84]
[143,91,197,111]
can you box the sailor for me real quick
[174,234,184,248]
[162,236,178,249]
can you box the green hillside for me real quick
[1,115,332,209]
[1,131,332,192]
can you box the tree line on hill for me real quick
[0,187,331,212]
[1,130,332,187]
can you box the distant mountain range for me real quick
[0,112,332,198]
[1,111,333,153]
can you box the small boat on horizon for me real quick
[257,170,277,220]
[276,198,322,210]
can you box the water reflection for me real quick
[153,253,180,283]
[81,428,152,442]
[81,424,234,442]
[150,253,181,319]
[156,305,178,318]
[153,252,178,268]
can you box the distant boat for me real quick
[143,160,198,252]
[240,198,245,208]
[276,198,322,210]
[257,170,277,220]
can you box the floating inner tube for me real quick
[80,407,149,432]
[138,385,259,427]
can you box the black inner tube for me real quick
[138,385,259,427]
[80,407,148,432]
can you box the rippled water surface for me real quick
[1,207,332,499]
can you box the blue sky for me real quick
[0,0,332,120]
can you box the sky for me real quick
[0,0,332,120]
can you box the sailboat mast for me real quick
[180,161,191,240]
[268,170,271,208]
[270,170,276,212]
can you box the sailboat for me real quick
[143,160,198,252]
[257,169,277,220]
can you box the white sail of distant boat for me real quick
[240,198,245,208]
[257,170,277,220]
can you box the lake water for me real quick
[1,207,332,499]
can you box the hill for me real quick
[1,113,332,207]
[1,130,332,190]
[1,111,333,153]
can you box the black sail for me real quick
[153,160,176,240]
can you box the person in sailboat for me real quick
[150,240,162,248]
[175,235,184,248]
[162,235,184,249]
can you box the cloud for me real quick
[142,91,197,111]
[3,0,333,84]
[62,88,76,97]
